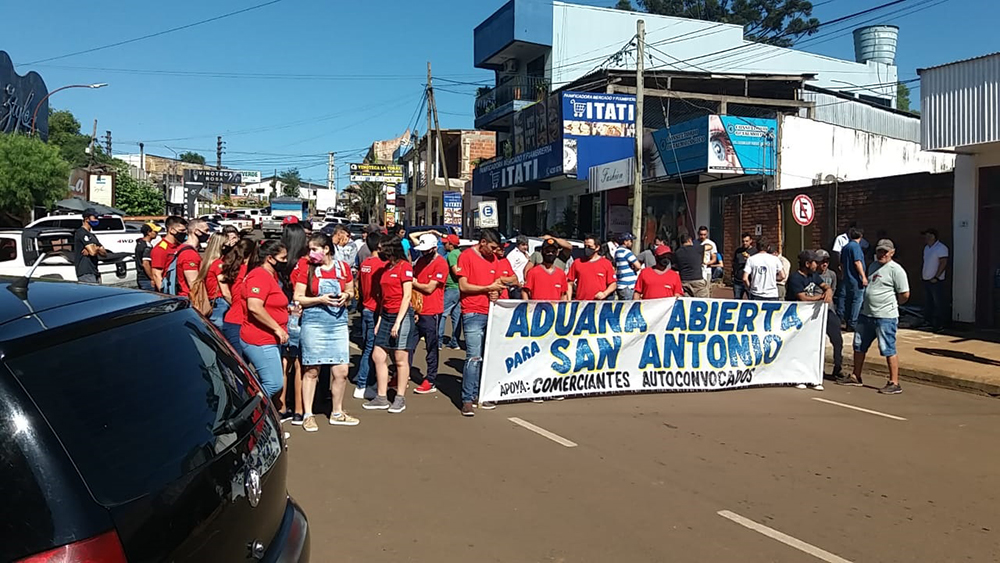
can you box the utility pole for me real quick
[88,119,97,167]
[411,130,419,226]
[217,135,225,200]
[104,130,112,157]
[632,19,645,240]
[327,152,336,191]
[428,79,453,229]
[425,62,434,227]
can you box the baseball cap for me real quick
[617,232,635,242]
[82,207,99,219]
[321,223,336,236]
[921,227,939,238]
[798,249,819,263]
[541,237,559,250]
[876,239,895,252]
[654,244,673,257]
[445,234,460,246]
[141,222,161,235]
[814,249,830,262]
[282,216,299,225]
[414,233,439,252]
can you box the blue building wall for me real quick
[474,0,553,69]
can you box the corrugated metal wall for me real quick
[799,90,920,143]
[920,53,1000,150]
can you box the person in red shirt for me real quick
[634,245,683,299]
[455,229,506,416]
[354,232,385,399]
[493,246,520,299]
[240,240,289,400]
[221,239,257,355]
[409,233,450,394]
[199,233,229,329]
[150,215,186,291]
[522,238,570,301]
[163,218,209,297]
[364,236,416,414]
[293,232,357,431]
[568,234,617,300]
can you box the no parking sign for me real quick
[792,194,815,227]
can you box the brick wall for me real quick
[462,131,497,179]
[723,171,955,307]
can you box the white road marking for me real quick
[507,417,578,448]
[717,510,854,563]
[811,397,907,421]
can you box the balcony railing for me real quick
[475,76,550,119]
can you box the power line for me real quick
[24,0,284,65]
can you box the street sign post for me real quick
[478,200,498,228]
[792,194,815,227]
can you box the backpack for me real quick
[163,246,213,317]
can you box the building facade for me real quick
[920,52,1000,327]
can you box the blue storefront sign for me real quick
[649,115,777,179]
[443,190,463,235]
[472,140,563,195]
[561,91,636,180]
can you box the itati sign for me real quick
[478,200,498,228]
[587,157,634,193]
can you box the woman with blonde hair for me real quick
[198,233,229,329]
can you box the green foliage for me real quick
[897,82,913,112]
[179,151,206,165]
[625,0,820,47]
[47,109,112,168]
[0,134,71,224]
[111,160,165,216]
[353,182,382,223]
[279,168,302,197]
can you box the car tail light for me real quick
[16,530,128,563]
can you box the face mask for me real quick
[87,220,100,227]
[424,249,436,258]
[222,243,235,254]
[272,258,288,268]
[174,231,188,244]
[584,247,596,258]
[197,233,210,244]
[542,252,557,264]
[308,250,325,264]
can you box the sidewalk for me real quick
[827,328,1000,397]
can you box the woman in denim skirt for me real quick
[293,232,358,432]
[363,236,416,414]
[278,224,309,426]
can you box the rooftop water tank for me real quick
[853,25,899,65]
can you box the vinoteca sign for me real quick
[0,51,49,140]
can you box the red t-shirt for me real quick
[206,258,223,300]
[292,258,353,295]
[495,257,514,299]
[568,257,616,300]
[635,267,683,299]
[379,260,414,314]
[240,267,289,346]
[413,254,449,315]
[224,264,248,325]
[456,247,498,315]
[358,256,387,312]
[173,246,201,297]
[524,265,568,300]
[150,239,176,272]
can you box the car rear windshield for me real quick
[6,308,259,506]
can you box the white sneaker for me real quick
[353,386,366,400]
[796,384,808,389]
[813,384,825,391]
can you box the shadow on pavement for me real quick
[915,347,1000,367]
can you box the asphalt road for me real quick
[285,342,1000,563]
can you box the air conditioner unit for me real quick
[502,59,519,74]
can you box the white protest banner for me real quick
[479,297,826,403]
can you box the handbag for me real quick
[410,289,424,314]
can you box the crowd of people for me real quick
[109,212,945,423]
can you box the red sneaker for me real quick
[414,380,437,394]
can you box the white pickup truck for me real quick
[200,213,254,234]
[27,214,143,257]
[0,227,136,286]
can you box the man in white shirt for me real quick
[697,226,720,285]
[743,239,785,300]
[507,236,530,298]
[921,228,949,332]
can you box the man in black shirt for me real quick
[134,222,161,290]
[787,250,840,385]
[74,208,106,284]
[732,232,756,299]
[673,234,708,298]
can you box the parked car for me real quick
[200,213,253,234]
[27,213,142,257]
[0,228,135,287]
[0,277,310,562]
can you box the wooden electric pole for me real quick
[632,19,645,240]
[428,80,452,229]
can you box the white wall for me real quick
[779,115,956,190]
[952,145,1000,323]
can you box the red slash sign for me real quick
[792,194,815,227]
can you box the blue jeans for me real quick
[617,286,635,301]
[222,322,244,357]
[137,278,154,291]
[209,298,229,330]
[853,315,898,357]
[461,313,489,403]
[733,281,749,300]
[409,314,440,384]
[439,287,462,346]
[923,279,946,329]
[356,308,377,389]
[240,340,284,397]
[838,279,865,330]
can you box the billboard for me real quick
[649,116,777,179]
[0,51,49,140]
[349,163,404,183]
[443,191,463,235]
[561,91,636,180]
[472,140,563,195]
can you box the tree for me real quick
[278,168,302,197]
[352,182,382,223]
[112,160,165,216]
[47,109,112,168]
[621,0,820,47]
[897,81,914,113]
[0,134,71,225]
[179,151,206,165]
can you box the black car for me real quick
[0,276,309,562]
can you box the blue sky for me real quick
[5,0,994,188]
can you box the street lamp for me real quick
[31,83,108,135]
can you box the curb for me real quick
[825,351,1000,397]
